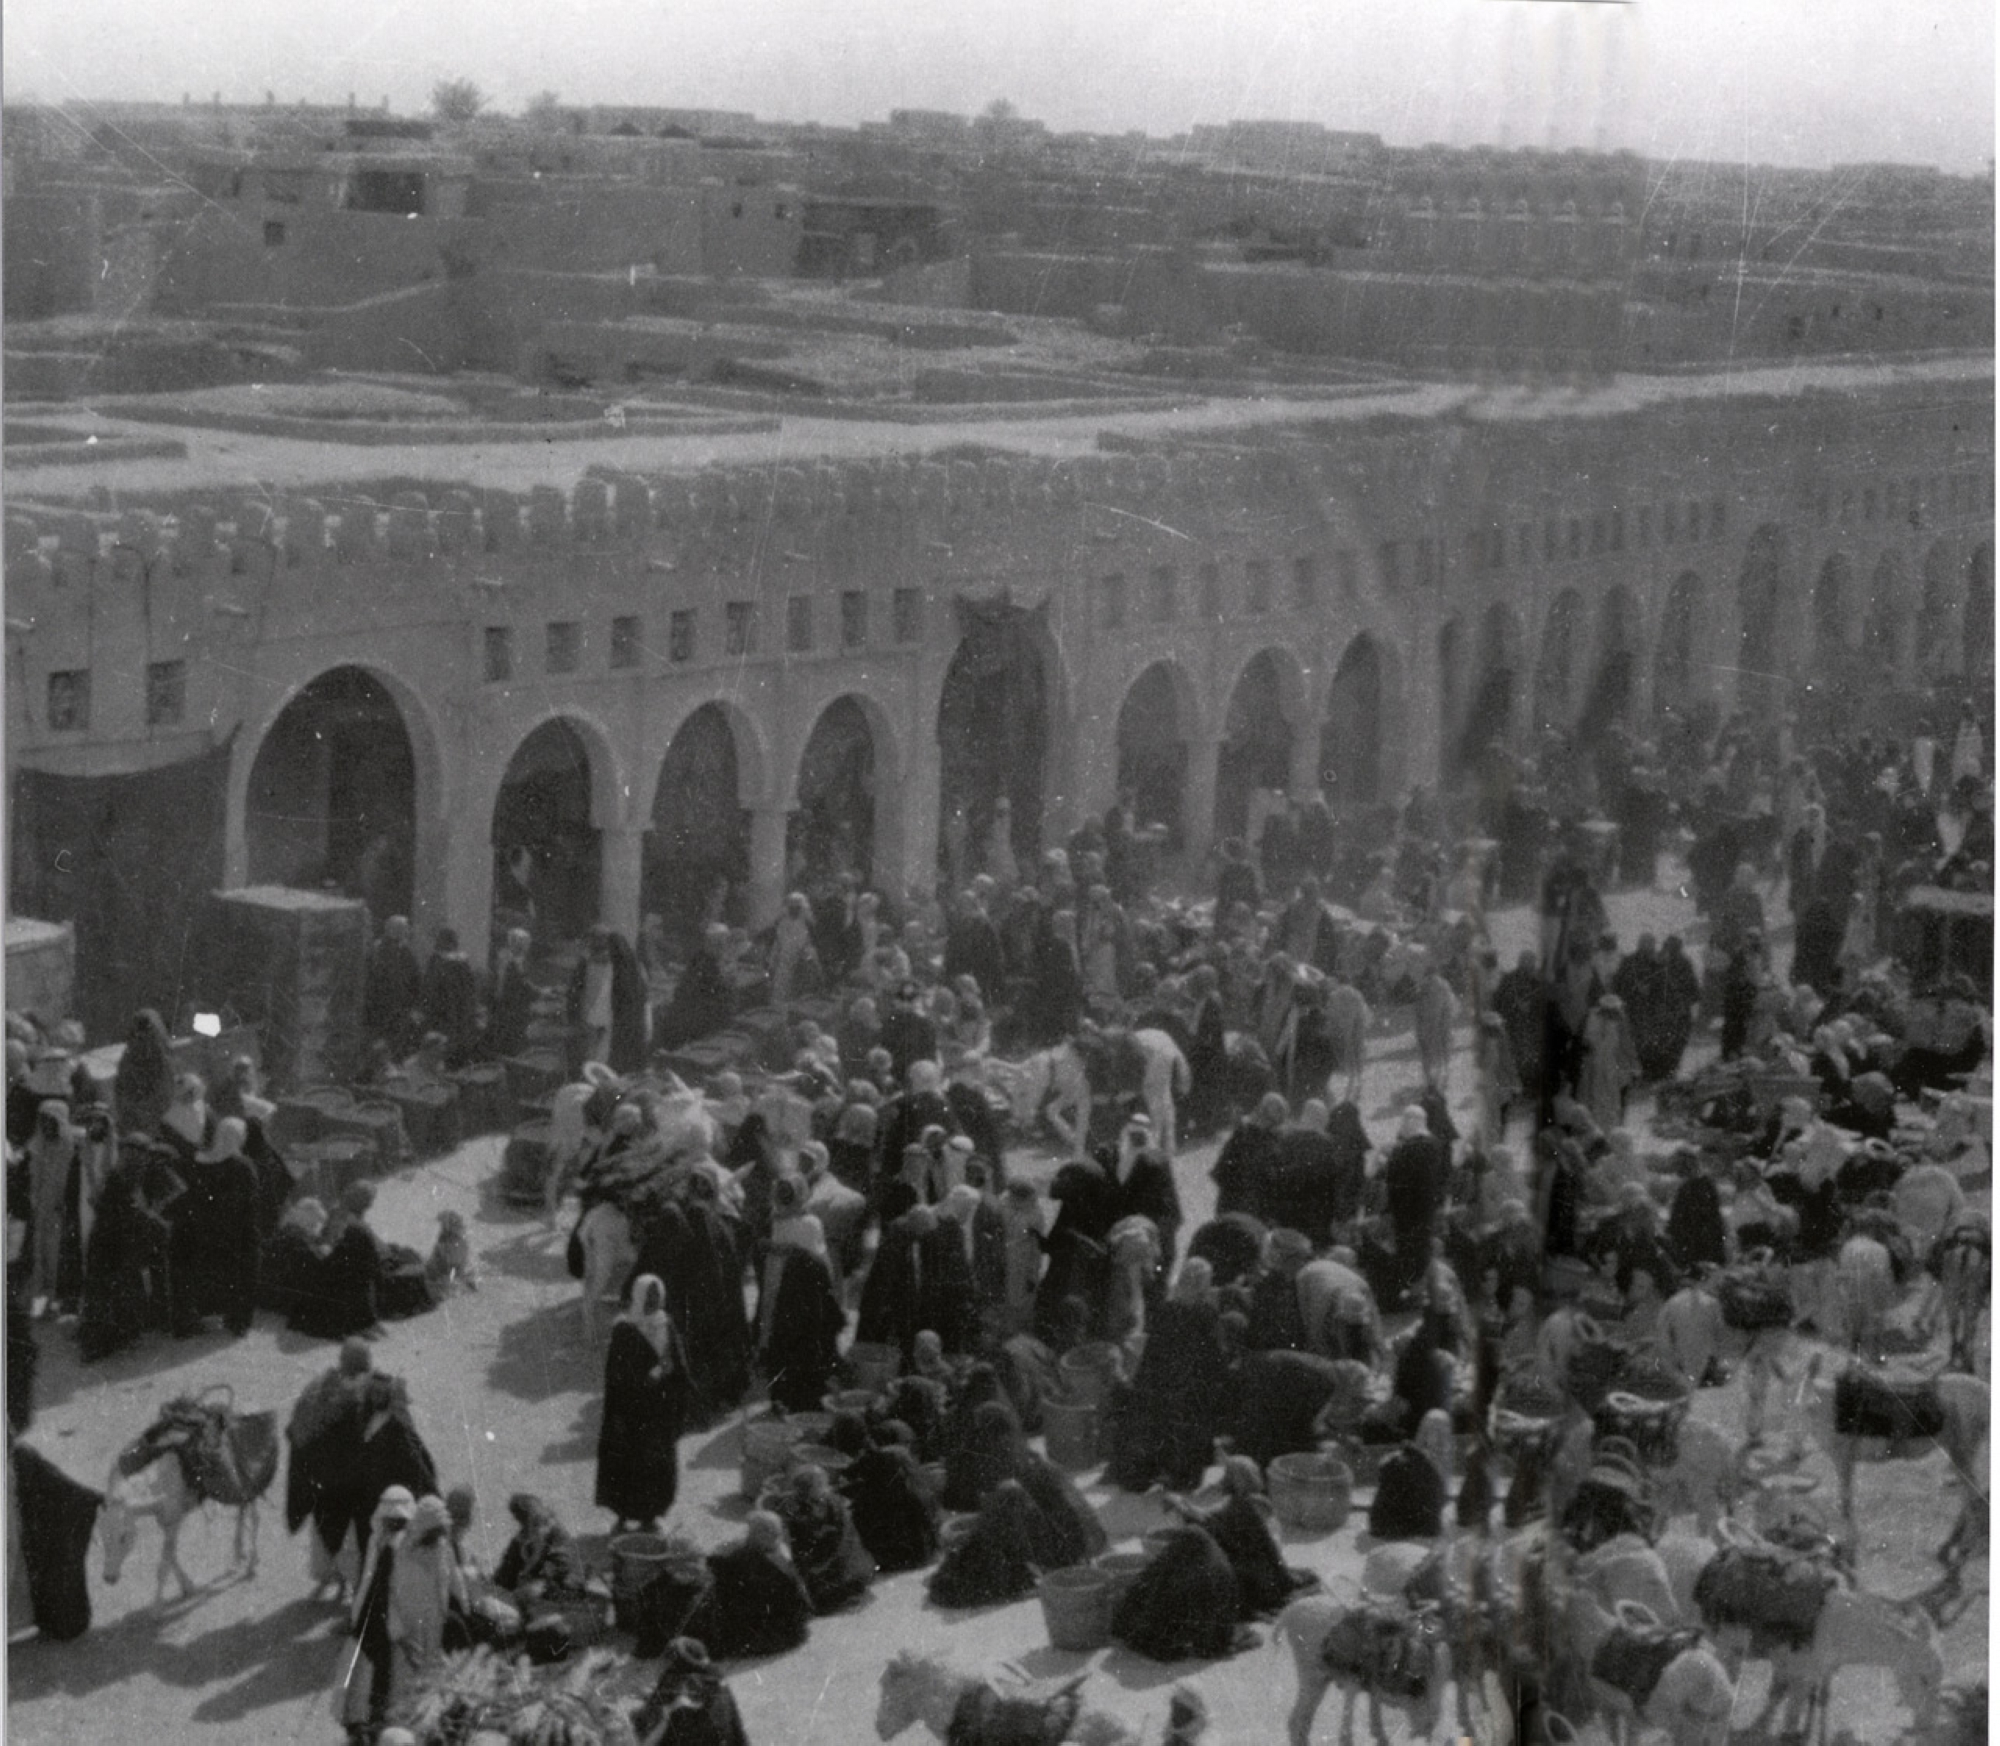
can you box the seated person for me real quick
[1105,1259,1230,1494]
[1110,1522,1256,1661]
[291,1181,387,1341]
[493,1492,584,1605]
[1368,1409,1452,1543]
[927,1478,1045,1608]
[1160,1455,1317,1618]
[261,1197,329,1322]
[763,1463,875,1615]
[939,1367,1022,1511]
[840,1420,940,1575]
[687,1512,813,1660]
[1355,1312,1456,1444]
[631,1636,750,1746]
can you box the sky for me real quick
[5,0,1994,174]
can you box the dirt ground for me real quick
[6,877,1986,1744]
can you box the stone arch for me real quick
[646,700,765,948]
[1319,631,1401,811]
[491,713,620,947]
[1576,584,1641,747]
[239,662,439,928]
[937,599,1067,874]
[1456,601,1524,773]
[789,692,904,895]
[1115,659,1200,848]
[1653,571,1703,717]
[1737,524,1789,710]
[1214,646,1308,843]
[1533,589,1584,736]
[1862,553,1905,676]
[1966,542,1994,680]
[1812,552,1856,677]
[1918,540,1956,677]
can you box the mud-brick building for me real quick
[4,355,1992,1042]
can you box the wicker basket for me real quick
[1269,1452,1354,1534]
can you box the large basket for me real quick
[1269,1452,1353,1535]
[1041,1398,1100,1472]
[449,1064,512,1138]
[609,1532,675,1632]
[1038,1565,1114,1652]
[741,1417,804,1502]
[498,1122,553,1206]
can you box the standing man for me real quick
[363,917,423,1059]
[484,928,539,1061]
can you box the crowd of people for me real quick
[4,683,1991,1744]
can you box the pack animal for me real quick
[1275,1592,1451,1746]
[873,1649,1134,1745]
[1568,1594,1738,1746]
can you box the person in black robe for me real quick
[362,920,424,1058]
[1185,1212,1269,1292]
[879,1369,949,1464]
[111,1008,175,1138]
[1182,967,1231,1137]
[944,895,1007,1004]
[689,1512,814,1658]
[1211,1095,1287,1222]
[418,927,483,1067]
[77,1136,180,1362]
[11,1441,101,1642]
[1223,1340,1363,1470]
[293,1181,388,1341]
[928,1478,1045,1608]
[1019,915,1084,1050]
[343,1377,439,1570]
[655,926,735,1052]
[1167,1456,1317,1618]
[167,1117,261,1337]
[598,1275,692,1531]
[1381,1107,1448,1308]
[856,1184,930,1364]
[992,1405,1106,1569]
[1718,943,1760,1062]
[841,1421,940,1574]
[766,1462,875,1614]
[1653,937,1701,1079]
[915,1197,981,1356]
[878,984,941,1086]
[340,1487,413,1742]
[1664,1164,1728,1277]
[285,1338,376,1594]
[1106,1262,1230,1492]
[1368,1413,1451,1542]
[1490,953,1548,1113]
[631,1637,752,1746]
[1262,1103,1352,1246]
[6,1039,44,1154]
[756,1221,845,1413]
[1032,1160,1117,1344]
[940,1375,1021,1511]
[640,1177,751,1427]
[567,926,652,1075]
[1111,1524,1248,1661]
[1108,1125,1184,1282]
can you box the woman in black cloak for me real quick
[756,1218,844,1413]
[1368,1409,1451,1542]
[927,1478,1044,1607]
[597,1274,692,1532]
[293,1181,388,1341]
[975,1399,1106,1570]
[629,1188,749,1429]
[1032,1159,1117,1344]
[1105,1259,1230,1493]
[1161,1455,1317,1618]
[631,1637,751,1746]
[1182,965,1230,1135]
[77,1135,180,1361]
[167,1117,261,1338]
[111,1009,174,1138]
[855,1183,930,1363]
[688,1511,814,1659]
[1110,1523,1249,1661]
[765,1462,875,1614]
[940,1368,1019,1512]
[840,1420,940,1575]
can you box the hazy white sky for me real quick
[6,0,1994,172]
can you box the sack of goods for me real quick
[1320,1601,1437,1701]
[1693,1545,1837,1647]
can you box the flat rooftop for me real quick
[4,351,1990,507]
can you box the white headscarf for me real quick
[351,1485,416,1629]
[620,1274,672,1359]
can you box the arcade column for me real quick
[1183,732,1221,871]
[598,823,645,946]
[746,805,789,932]
[439,806,494,972]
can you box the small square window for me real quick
[725,601,757,656]
[47,669,90,732]
[263,220,287,247]
[1245,560,1272,614]
[892,588,922,644]
[1198,563,1222,618]
[1292,557,1316,611]
[1100,573,1126,630]
[146,659,186,726]
[786,595,814,653]
[668,609,696,664]
[1150,566,1177,623]
[1377,543,1400,591]
[484,626,514,683]
[841,591,868,649]
[610,615,641,669]
[546,620,581,674]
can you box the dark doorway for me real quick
[492,720,599,949]
[938,600,1052,871]
[791,697,879,890]
[1115,664,1189,846]
[1213,650,1296,843]
[647,705,748,950]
